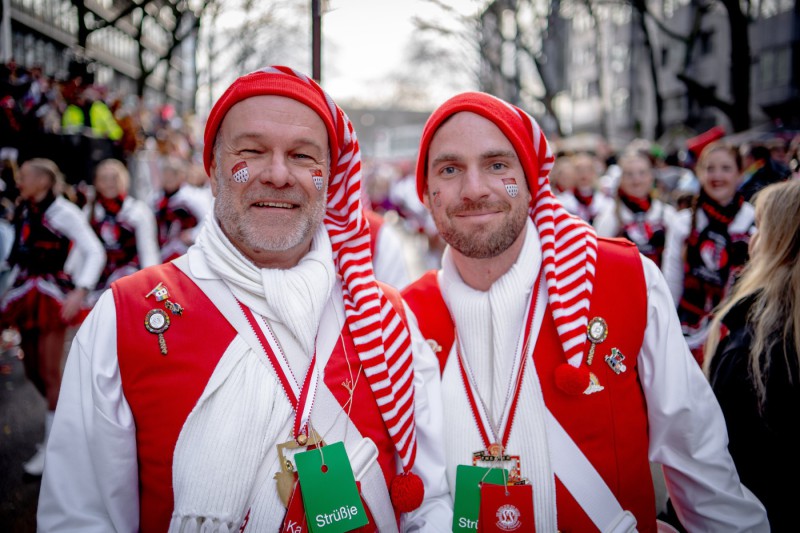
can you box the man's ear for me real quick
[209,159,219,197]
[421,183,431,209]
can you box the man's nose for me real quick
[258,155,296,188]
[460,168,491,201]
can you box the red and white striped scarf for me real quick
[415,92,599,371]
[203,67,418,474]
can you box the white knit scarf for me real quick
[439,219,558,530]
[195,212,335,357]
[440,217,539,423]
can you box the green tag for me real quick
[295,441,368,533]
[452,464,508,532]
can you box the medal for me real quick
[144,309,170,355]
[586,317,608,365]
[275,428,324,506]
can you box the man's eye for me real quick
[491,162,507,171]
[441,166,456,175]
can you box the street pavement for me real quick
[0,343,45,533]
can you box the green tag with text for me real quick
[295,441,368,533]
[452,464,508,532]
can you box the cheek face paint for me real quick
[311,168,324,191]
[431,190,442,207]
[232,161,250,183]
[502,178,519,198]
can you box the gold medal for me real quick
[274,428,324,507]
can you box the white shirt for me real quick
[433,221,768,532]
[38,244,452,532]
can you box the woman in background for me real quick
[594,150,676,268]
[662,142,754,363]
[81,158,160,308]
[704,179,800,532]
[0,158,105,475]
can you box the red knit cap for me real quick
[203,67,423,510]
[416,92,602,394]
[203,69,339,175]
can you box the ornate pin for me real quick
[583,372,604,395]
[473,446,523,483]
[502,178,519,198]
[145,282,170,302]
[586,317,608,365]
[311,168,324,191]
[165,300,184,316]
[232,161,249,183]
[605,348,627,374]
[145,309,170,355]
[426,338,442,354]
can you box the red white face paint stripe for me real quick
[456,275,542,451]
[312,168,324,191]
[232,161,250,183]
[502,178,519,198]
[239,302,318,441]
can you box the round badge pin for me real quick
[145,309,170,333]
[587,317,608,344]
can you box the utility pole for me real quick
[312,0,322,82]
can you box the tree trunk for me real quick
[722,0,751,131]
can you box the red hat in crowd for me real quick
[416,92,602,395]
[686,125,726,157]
[203,66,424,511]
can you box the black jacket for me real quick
[708,295,800,531]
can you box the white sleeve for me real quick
[592,201,619,238]
[373,224,413,290]
[637,258,768,532]
[178,186,213,243]
[47,198,106,290]
[400,302,454,532]
[126,199,161,268]
[660,208,690,306]
[38,291,139,532]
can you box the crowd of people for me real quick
[1,59,798,532]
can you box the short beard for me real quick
[214,165,327,255]
[433,198,529,259]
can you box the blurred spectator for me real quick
[69,159,160,310]
[0,148,18,296]
[153,157,209,262]
[739,142,791,201]
[549,156,580,214]
[594,150,676,268]
[364,207,412,290]
[662,142,755,364]
[704,179,800,532]
[570,151,613,224]
[0,158,105,476]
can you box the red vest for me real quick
[403,237,656,532]
[113,263,400,532]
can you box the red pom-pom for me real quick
[554,363,590,395]
[390,471,424,512]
